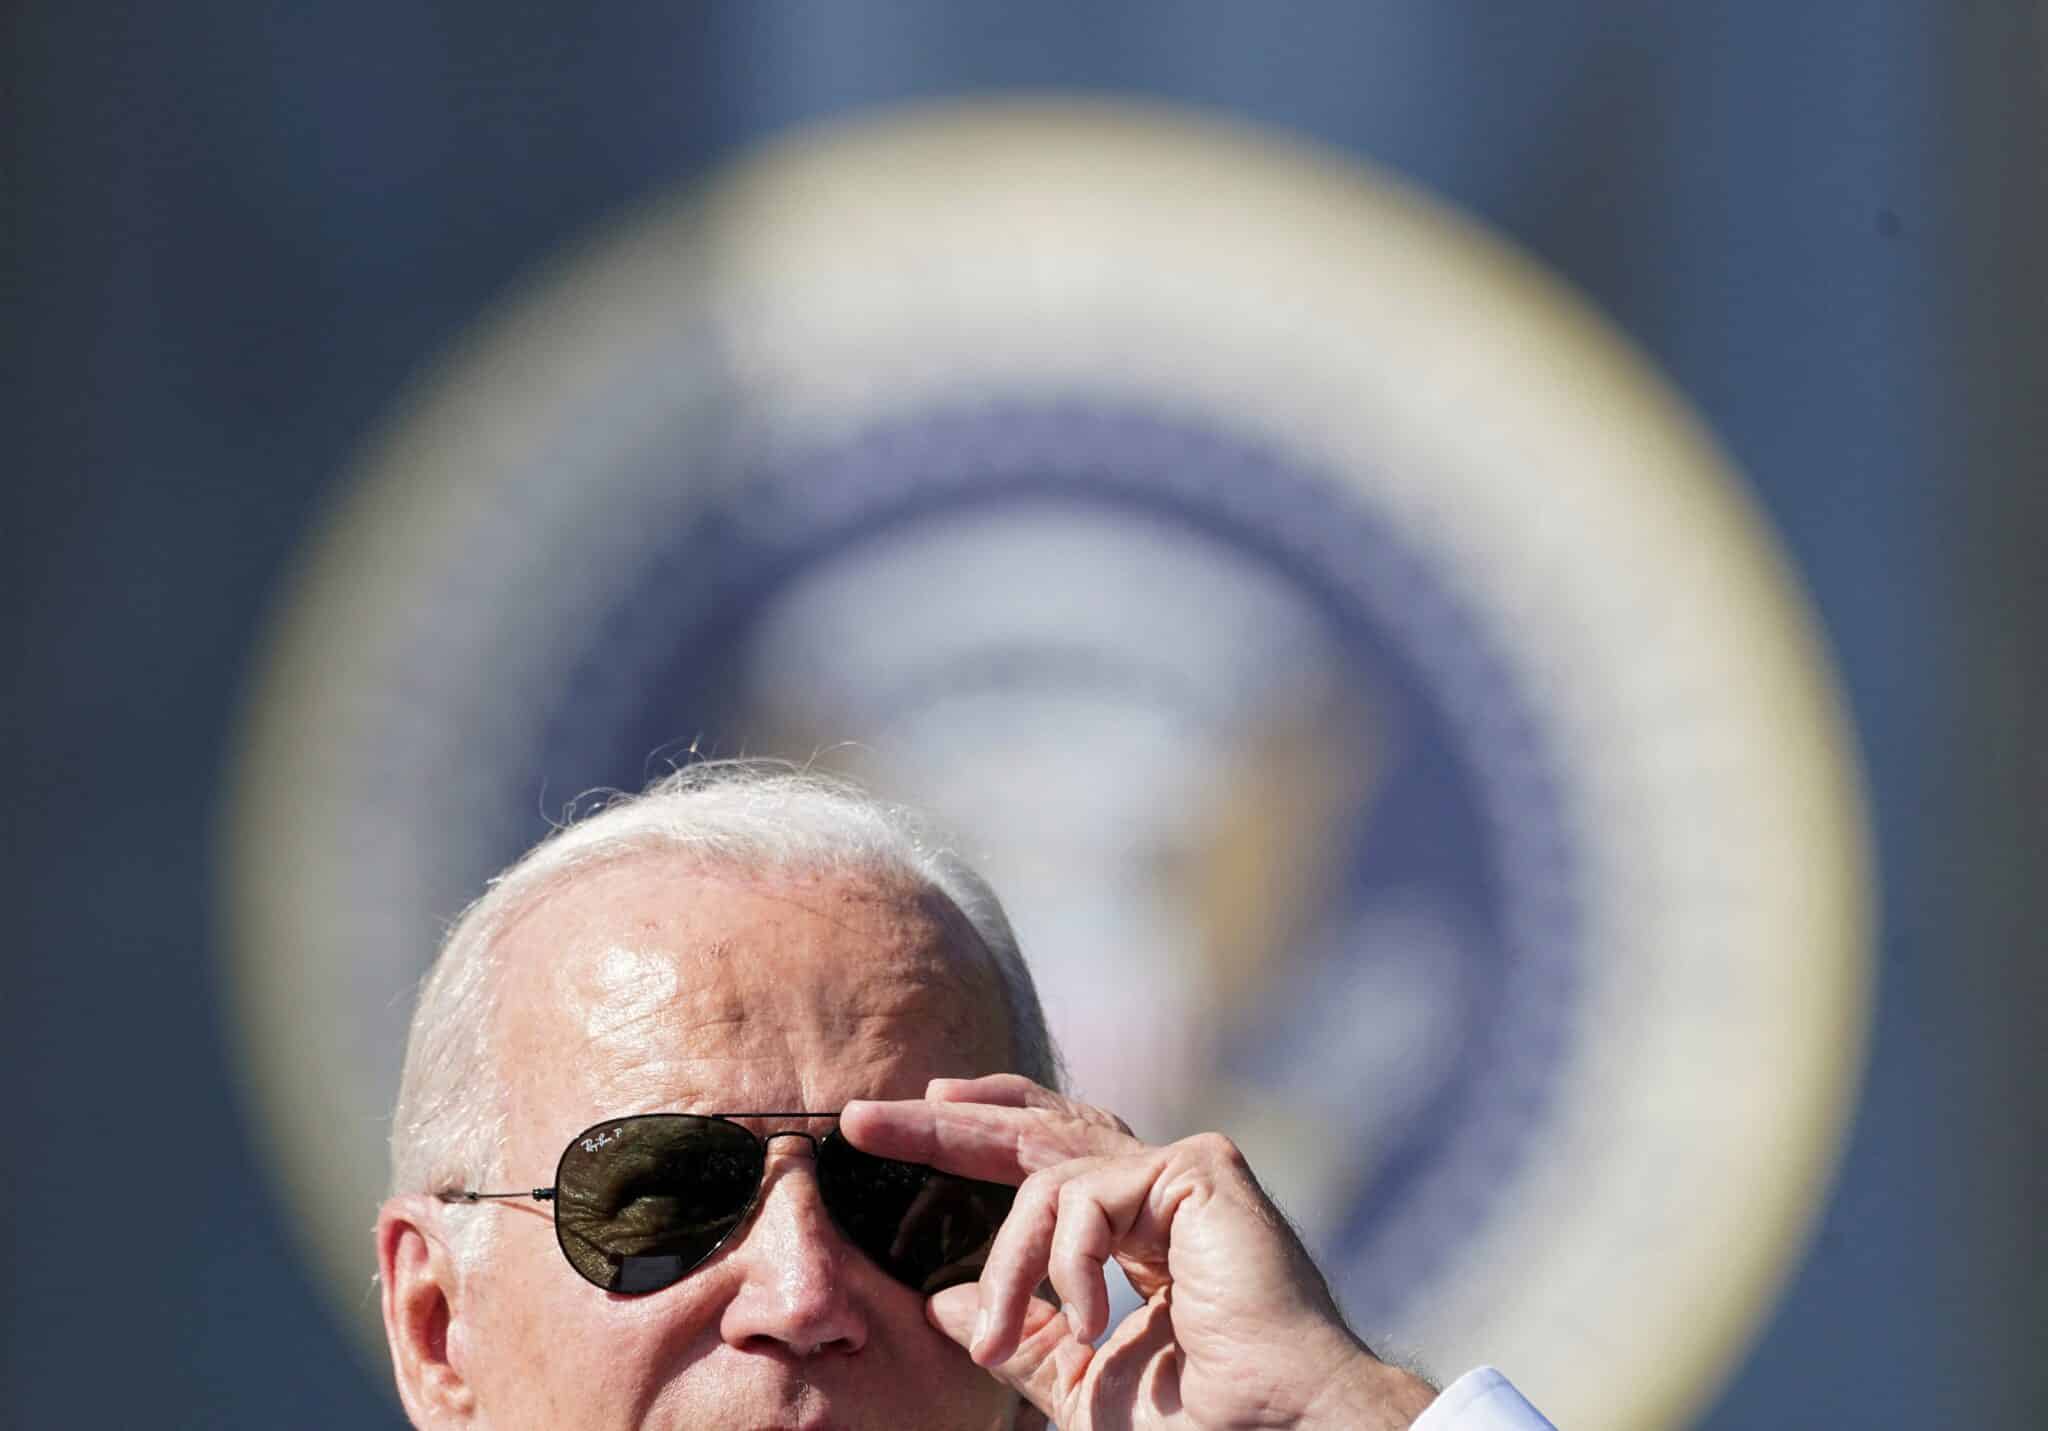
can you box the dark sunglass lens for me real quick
[816,1132,1015,1294]
[553,1116,764,1294]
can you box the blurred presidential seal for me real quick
[225,101,1870,1430]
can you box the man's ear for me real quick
[377,1197,476,1427]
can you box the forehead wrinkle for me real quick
[504,853,1002,1013]
[579,985,990,1120]
[704,872,997,976]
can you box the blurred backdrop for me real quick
[10,5,2044,1429]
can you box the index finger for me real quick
[840,1094,1136,1184]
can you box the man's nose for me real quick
[717,1140,868,1357]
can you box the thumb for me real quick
[928,1286,1078,1424]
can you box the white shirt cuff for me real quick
[1409,1366,1556,1430]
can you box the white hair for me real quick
[389,759,1063,1207]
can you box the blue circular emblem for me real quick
[227,104,1869,1429]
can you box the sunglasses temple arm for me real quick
[438,1188,557,1203]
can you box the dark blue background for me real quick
[11,5,2043,1426]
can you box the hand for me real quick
[841,1075,1439,1430]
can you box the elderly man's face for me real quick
[451,856,1026,1430]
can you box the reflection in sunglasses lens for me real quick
[548,1115,1016,1296]
[555,1116,764,1292]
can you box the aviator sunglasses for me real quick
[442,1112,1016,1296]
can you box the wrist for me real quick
[1296,1343,1439,1431]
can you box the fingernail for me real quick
[972,1306,991,1357]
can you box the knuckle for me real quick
[1074,1101,1128,1134]
[1017,1166,1065,1212]
[1185,1130,1248,1172]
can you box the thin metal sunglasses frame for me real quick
[438,1111,849,1204]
